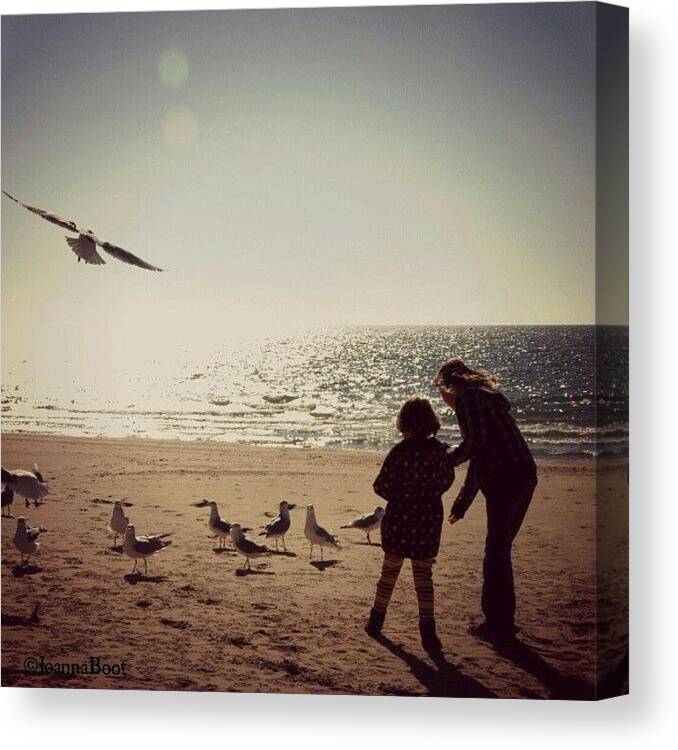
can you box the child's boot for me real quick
[419,619,442,651]
[365,608,385,637]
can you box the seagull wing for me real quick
[317,525,339,544]
[134,535,171,554]
[239,537,268,555]
[214,518,231,534]
[263,516,282,534]
[66,233,106,265]
[3,190,79,232]
[98,240,164,272]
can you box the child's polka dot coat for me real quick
[373,436,456,560]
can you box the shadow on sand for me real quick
[235,567,275,577]
[374,634,496,698]
[11,564,42,577]
[124,573,168,585]
[493,637,595,700]
[269,550,297,558]
[310,559,340,571]
[1,603,40,627]
[110,545,123,554]
[352,540,381,547]
[212,547,236,555]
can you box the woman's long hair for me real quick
[434,358,499,395]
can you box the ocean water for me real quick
[1,325,628,459]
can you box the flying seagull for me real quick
[259,500,295,551]
[304,505,341,561]
[2,190,164,271]
[341,506,385,545]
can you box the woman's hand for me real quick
[448,513,461,526]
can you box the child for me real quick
[366,396,455,651]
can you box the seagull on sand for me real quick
[1,466,49,509]
[341,506,385,545]
[107,500,129,546]
[259,500,295,551]
[230,523,269,570]
[13,517,44,566]
[122,525,172,576]
[207,501,234,549]
[304,505,341,561]
[2,190,164,271]
[2,485,14,517]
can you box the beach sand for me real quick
[1,433,627,699]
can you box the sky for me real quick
[1,4,620,372]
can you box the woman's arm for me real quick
[448,388,489,466]
[450,461,480,519]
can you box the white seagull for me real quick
[2,190,164,272]
[1,466,49,509]
[107,500,130,546]
[341,506,385,545]
[207,501,233,549]
[13,517,44,566]
[259,500,295,551]
[304,505,341,561]
[230,523,269,570]
[122,525,172,576]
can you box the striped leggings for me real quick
[372,553,435,623]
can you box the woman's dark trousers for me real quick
[480,466,537,635]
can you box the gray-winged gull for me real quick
[13,517,44,565]
[259,500,295,551]
[122,525,172,575]
[2,190,164,271]
[230,523,269,570]
[341,506,385,544]
[304,505,341,561]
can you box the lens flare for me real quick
[158,48,189,89]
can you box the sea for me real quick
[1,325,628,459]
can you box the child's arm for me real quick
[373,446,399,502]
[449,461,480,520]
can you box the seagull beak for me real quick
[287,504,296,510]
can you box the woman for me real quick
[434,359,537,641]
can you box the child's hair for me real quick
[397,396,441,438]
[433,358,499,394]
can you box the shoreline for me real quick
[1,430,616,467]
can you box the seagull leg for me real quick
[144,558,148,576]
[132,559,137,574]
[367,531,371,545]
[246,558,251,570]
[321,545,324,561]
[309,544,313,559]
[282,536,287,552]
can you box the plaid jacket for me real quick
[449,386,535,518]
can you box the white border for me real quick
[2,0,676,747]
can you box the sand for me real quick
[0,432,627,698]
